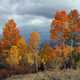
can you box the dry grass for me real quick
[6,69,80,80]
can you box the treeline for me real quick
[0,9,80,78]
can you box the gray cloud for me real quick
[0,0,75,38]
[0,0,73,18]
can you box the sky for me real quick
[0,0,79,42]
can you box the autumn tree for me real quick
[17,36,35,66]
[68,9,79,32]
[40,43,55,63]
[66,10,80,51]
[17,36,28,55]
[29,32,41,72]
[50,10,80,69]
[50,10,69,40]
[6,46,21,66]
[29,32,40,51]
[50,10,70,58]
[3,19,20,47]
[50,10,80,57]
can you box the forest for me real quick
[0,9,80,79]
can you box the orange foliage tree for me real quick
[50,10,69,40]
[29,32,40,50]
[68,9,80,32]
[40,43,56,63]
[50,10,80,58]
[3,19,20,47]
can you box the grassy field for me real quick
[6,69,80,80]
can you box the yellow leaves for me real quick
[6,46,21,66]
[40,43,55,63]
[23,53,35,65]
[41,54,48,64]
[21,52,41,65]
[10,46,18,53]
[17,36,27,48]
[26,53,34,65]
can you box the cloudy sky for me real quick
[0,0,79,41]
